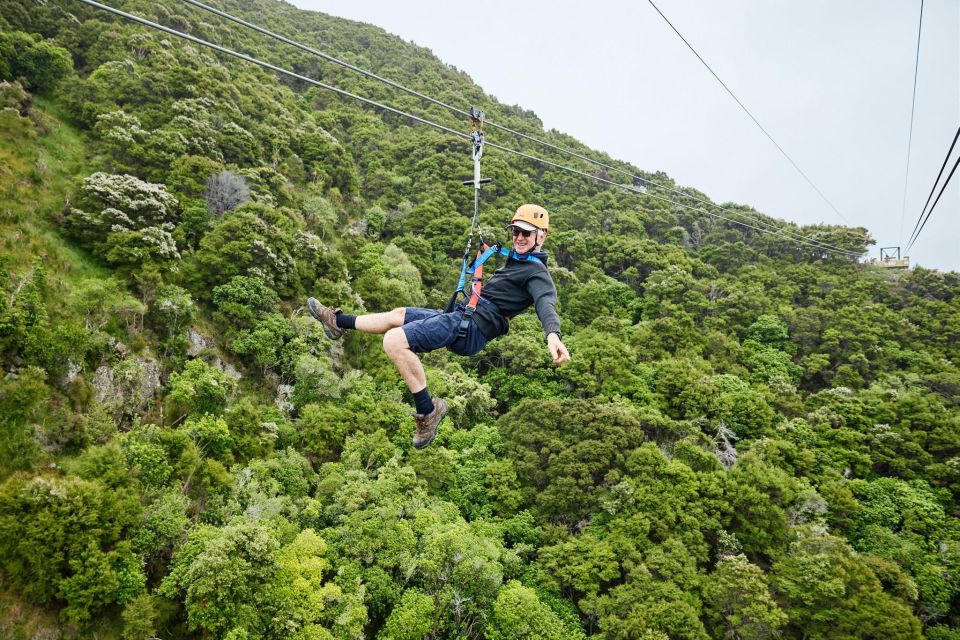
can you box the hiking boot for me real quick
[306,297,344,340]
[412,397,448,449]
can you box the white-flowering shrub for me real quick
[73,172,179,227]
[66,172,181,266]
[94,110,146,147]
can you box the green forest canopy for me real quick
[0,1,958,638]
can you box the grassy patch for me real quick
[0,96,106,283]
[0,590,59,640]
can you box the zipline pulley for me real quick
[462,107,490,190]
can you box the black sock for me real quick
[413,388,434,415]
[335,311,357,329]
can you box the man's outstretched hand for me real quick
[547,333,570,365]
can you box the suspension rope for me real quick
[76,0,861,259]
[905,148,960,253]
[905,125,960,251]
[647,0,850,225]
[74,0,472,142]
[485,139,861,256]
[177,0,852,254]
[899,0,925,246]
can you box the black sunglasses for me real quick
[512,228,535,238]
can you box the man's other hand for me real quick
[547,333,570,365]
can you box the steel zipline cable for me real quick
[177,0,857,256]
[905,141,960,254]
[74,0,862,258]
[646,0,850,226]
[905,125,960,251]
[899,0,924,246]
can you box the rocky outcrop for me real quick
[90,356,161,413]
[187,327,214,357]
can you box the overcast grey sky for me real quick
[290,0,959,272]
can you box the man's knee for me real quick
[383,327,408,356]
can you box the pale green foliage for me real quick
[154,284,195,332]
[131,489,190,560]
[427,363,495,425]
[183,414,232,460]
[159,520,277,636]
[379,589,436,640]
[268,529,341,632]
[67,172,181,266]
[702,554,786,640]
[486,580,568,640]
[166,359,235,418]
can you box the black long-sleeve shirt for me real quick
[472,252,561,340]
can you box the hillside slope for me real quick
[1,1,959,638]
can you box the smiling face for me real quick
[510,224,545,253]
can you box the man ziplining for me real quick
[307,204,571,449]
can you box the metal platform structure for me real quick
[878,246,910,269]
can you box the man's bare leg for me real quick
[382,326,426,393]
[383,324,446,449]
[353,308,406,334]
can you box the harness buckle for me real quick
[457,304,475,339]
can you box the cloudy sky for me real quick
[289,0,959,272]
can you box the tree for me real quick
[65,172,181,268]
[701,554,786,640]
[770,534,922,640]
[165,359,235,419]
[0,31,73,91]
[380,589,437,640]
[0,474,143,624]
[486,580,569,640]
[499,398,646,523]
[159,520,278,637]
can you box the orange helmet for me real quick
[508,204,549,231]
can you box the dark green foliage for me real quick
[0,474,143,624]
[770,534,923,640]
[0,30,73,91]
[500,398,645,523]
[165,359,235,419]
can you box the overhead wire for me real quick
[646,0,851,226]
[485,139,859,256]
[899,0,924,246]
[73,0,471,141]
[75,0,861,258]
[905,135,960,253]
[176,0,861,256]
[905,125,960,251]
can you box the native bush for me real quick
[66,172,181,268]
[0,30,73,91]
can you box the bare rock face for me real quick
[59,361,83,388]
[187,327,213,357]
[211,356,243,381]
[90,365,114,404]
[90,356,161,413]
[328,338,346,369]
[275,384,295,416]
